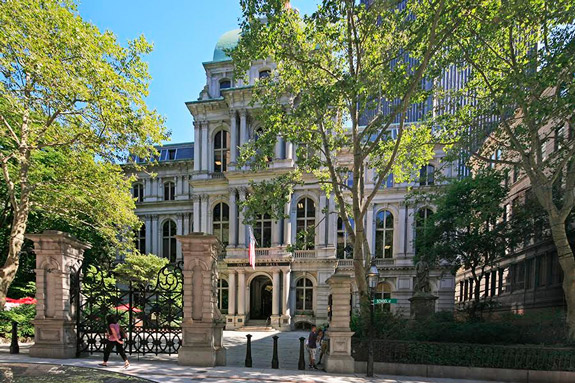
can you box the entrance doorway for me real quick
[250,275,272,320]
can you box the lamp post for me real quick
[366,260,379,377]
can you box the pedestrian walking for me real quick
[99,314,130,369]
[307,325,318,369]
[317,328,328,366]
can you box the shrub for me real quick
[0,304,36,339]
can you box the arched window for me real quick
[376,282,392,311]
[213,202,230,247]
[135,224,146,254]
[132,183,144,203]
[415,208,434,252]
[336,217,353,259]
[296,278,313,312]
[375,210,394,258]
[213,130,230,173]
[217,279,229,313]
[162,219,177,262]
[164,181,175,201]
[259,69,271,79]
[296,198,315,250]
[419,164,435,186]
[254,213,272,248]
[219,79,231,96]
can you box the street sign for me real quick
[373,298,397,304]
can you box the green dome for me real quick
[213,28,241,62]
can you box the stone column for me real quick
[151,215,159,255]
[27,231,90,359]
[318,193,327,247]
[365,203,374,259]
[201,122,209,172]
[176,233,226,366]
[271,270,281,328]
[193,195,201,233]
[239,111,247,170]
[229,111,237,169]
[145,215,152,254]
[228,188,237,247]
[226,271,237,329]
[271,219,281,247]
[325,272,355,373]
[327,196,337,248]
[283,202,291,247]
[237,270,246,326]
[281,269,292,330]
[237,188,246,247]
[193,121,200,172]
[274,136,283,160]
[200,194,209,233]
[285,140,293,160]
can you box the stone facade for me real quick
[124,28,456,331]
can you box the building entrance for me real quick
[250,275,272,320]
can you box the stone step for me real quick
[237,326,275,332]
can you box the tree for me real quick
[446,0,575,336]
[232,0,469,309]
[0,0,167,309]
[412,170,514,317]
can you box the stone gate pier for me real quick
[27,231,90,359]
[325,272,355,373]
[177,233,226,366]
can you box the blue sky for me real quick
[78,1,318,144]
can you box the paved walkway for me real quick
[0,331,506,383]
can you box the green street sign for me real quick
[373,298,397,304]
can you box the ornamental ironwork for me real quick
[73,260,183,356]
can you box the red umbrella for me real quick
[6,297,36,304]
[115,304,142,313]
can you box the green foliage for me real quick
[0,304,35,338]
[113,253,169,286]
[0,0,168,300]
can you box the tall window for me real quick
[419,164,435,186]
[376,282,392,311]
[164,181,175,201]
[415,208,434,252]
[212,202,230,247]
[213,130,230,173]
[375,210,394,258]
[336,217,352,259]
[254,213,272,248]
[217,279,229,313]
[219,79,231,96]
[296,278,313,312]
[135,224,146,254]
[132,183,144,203]
[296,198,315,250]
[162,219,177,262]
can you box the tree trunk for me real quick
[353,224,370,321]
[548,217,575,339]
[0,206,29,310]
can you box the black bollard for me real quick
[271,335,279,369]
[298,336,306,370]
[245,334,253,367]
[9,321,19,354]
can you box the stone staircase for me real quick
[236,319,274,332]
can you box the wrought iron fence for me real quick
[73,261,183,356]
[352,339,575,371]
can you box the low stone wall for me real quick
[354,361,575,383]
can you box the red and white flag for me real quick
[248,226,257,270]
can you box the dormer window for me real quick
[168,149,176,160]
[219,79,231,96]
[259,69,271,79]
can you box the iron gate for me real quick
[72,260,183,357]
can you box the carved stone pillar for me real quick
[228,188,238,247]
[229,111,237,169]
[177,233,226,366]
[193,121,200,172]
[200,194,209,233]
[27,231,90,359]
[237,188,246,247]
[226,271,237,329]
[325,272,355,373]
[270,270,281,329]
[201,122,209,172]
[237,270,246,326]
[192,195,201,232]
[281,269,292,330]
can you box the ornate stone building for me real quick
[125,28,456,330]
